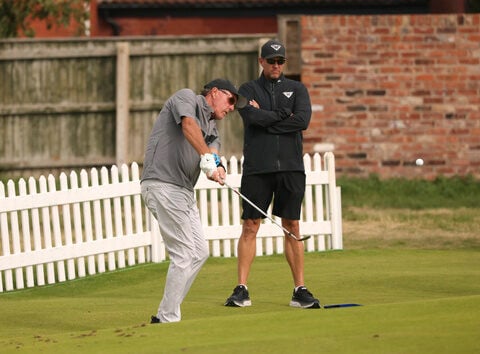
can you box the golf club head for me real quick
[286,232,311,242]
[297,235,311,241]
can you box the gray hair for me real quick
[201,88,212,97]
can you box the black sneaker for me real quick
[224,285,252,307]
[289,286,320,309]
[150,315,161,324]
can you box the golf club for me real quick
[222,180,311,242]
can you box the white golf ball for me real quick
[415,158,424,166]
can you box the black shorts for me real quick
[240,172,306,220]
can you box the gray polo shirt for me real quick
[141,88,221,191]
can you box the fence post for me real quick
[116,42,130,166]
[336,187,343,249]
[325,152,343,250]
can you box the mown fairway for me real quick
[1,176,479,353]
[0,249,479,354]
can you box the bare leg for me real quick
[237,218,261,285]
[282,219,304,287]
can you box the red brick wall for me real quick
[301,14,480,179]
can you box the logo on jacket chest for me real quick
[283,91,293,98]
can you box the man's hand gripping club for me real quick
[200,153,225,184]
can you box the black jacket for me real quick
[238,73,312,175]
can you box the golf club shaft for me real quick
[222,180,310,242]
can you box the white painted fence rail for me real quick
[0,153,342,292]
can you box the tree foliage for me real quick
[0,0,89,38]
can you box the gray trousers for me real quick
[141,180,209,322]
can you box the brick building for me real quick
[23,1,480,178]
[28,0,471,38]
[93,0,435,36]
[300,13,480,178]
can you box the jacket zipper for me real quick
[270,81,281,170]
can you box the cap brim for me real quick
[235,95,248,109]
[264,54,286,59]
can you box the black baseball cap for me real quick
[261,40,286,59]
[204,79,247,109]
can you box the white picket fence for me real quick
[0,153,342,293]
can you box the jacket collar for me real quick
[259,72,285,87]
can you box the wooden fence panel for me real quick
[0,35,265,178]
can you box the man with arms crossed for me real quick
[142,79,246,323]
[224,40,320,309]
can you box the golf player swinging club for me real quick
[221,179,310,242]
[141,78,247,324]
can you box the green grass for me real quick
[338,176,480,250]
[342,207,480,250]
[1,176,479,352]
[338,174,480,209]
[1,250,479,353]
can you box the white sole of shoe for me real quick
[289,300,320,309]
[225,299,252,307]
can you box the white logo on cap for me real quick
[283,92,293,98]
[271,44,282,51]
